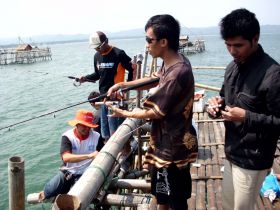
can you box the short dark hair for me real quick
[219,8,260,41]
[145,14,180,51]
[88,91,100,102]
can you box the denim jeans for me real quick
[43,171,81,199]
[100,105,124,139]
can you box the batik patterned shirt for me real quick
[143,54,198,169]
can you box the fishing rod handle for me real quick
[120,77,159,92]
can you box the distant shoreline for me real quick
[1,25,279,47]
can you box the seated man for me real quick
[39,109,103,200]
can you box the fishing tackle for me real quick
[67,76,81,87]
[67,76,96,87]
[0,78,160,131]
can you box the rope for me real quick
[100,151,119,165]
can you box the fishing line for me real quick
[0,93,108,131]
[0,78,159,131]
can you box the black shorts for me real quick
[151,163,191,209]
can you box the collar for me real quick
[236,44,264,69]
[74,128,89,141]
[101,46,113,56]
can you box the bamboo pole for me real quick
[195,83,221,92]
[125,169,149,179]
[196,113,206,210]
[207,118,218,210]
[205,113,223,210]
[136,54,143,170]
[191,175,223,180]
[192,66,225,70]
[141,47,149,78]
[110,179,151,190]
[8,156,25,210]
[52,115,142,210]
[102,193,152,207]
[189,112,199,210]
[136,54,143,108]
[256,195,265,210]
[195,119,224,123]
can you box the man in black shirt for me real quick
[207,9,280,210]
[79,31,135,141]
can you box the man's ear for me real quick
[253,34,259,44]
[160,38,168,48]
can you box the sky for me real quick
[1,0,280,39]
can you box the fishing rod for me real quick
[0,78,159,131]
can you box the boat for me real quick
[179,35,205,55]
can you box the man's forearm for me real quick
[62,152,97,163]
[118,77,158,91]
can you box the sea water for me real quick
[0,34,279,209]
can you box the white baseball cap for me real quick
[89,31,107,48]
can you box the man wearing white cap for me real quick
[39,109,103,200]
[79,31,135,142]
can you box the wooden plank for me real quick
[192,111,280,210]
[192,176,223,180]
[260,196,275,210]
[200,142,225,146]
[196,113,207,210]
[189,112,199,210]
[189,166,198,210]
[256,195,265,210]
[215,179,223,210]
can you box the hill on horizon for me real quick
[1,25,280,46]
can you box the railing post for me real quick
[8,156,25,210]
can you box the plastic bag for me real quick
[260,173,280,202]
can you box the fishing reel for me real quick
[108,100,129,115]
[73,78,81,87]
[67,76,81,87]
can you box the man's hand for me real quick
[206,96,225,117]
[106,102,127,118]
[221,106,246,122]
[79,76,87,83]
[88,151,98,159]
[106,84,121,99]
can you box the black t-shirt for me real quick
[86,46,134,94]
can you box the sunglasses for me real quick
[145,36,159,44]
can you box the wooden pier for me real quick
[0,44,52,65]
[22,60,280,209]
[190,111,280,210]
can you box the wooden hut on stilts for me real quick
[0,42,52,65]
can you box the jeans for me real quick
[43,171,81,199]
[100,105,124,139]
